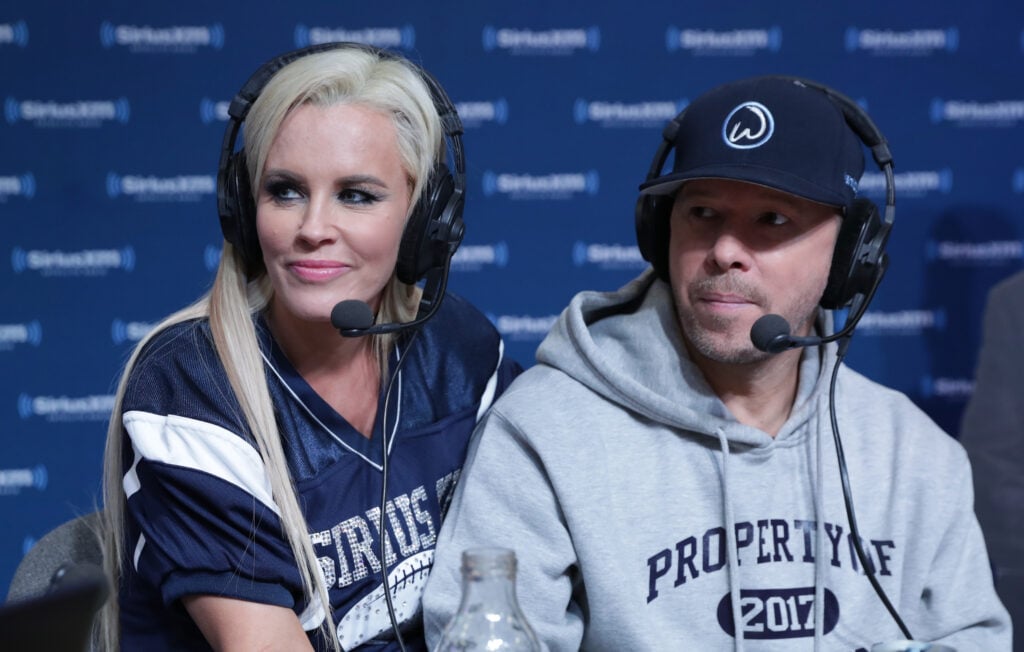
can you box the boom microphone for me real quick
[750,314,828,353]
[330,299,434,337]
[331,265,452,338]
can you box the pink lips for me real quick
[288,259,347,282]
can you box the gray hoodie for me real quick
[423,271,1010,651]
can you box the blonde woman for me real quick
[100,44,519,651]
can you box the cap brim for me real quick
[638,164,849,208]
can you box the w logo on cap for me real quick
[722,101,774,149]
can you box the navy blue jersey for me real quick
[117,294,521,651]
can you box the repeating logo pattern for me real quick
[844,27,958,54]
[0,465,47,495]
[293,23,415,49]
[451,242,510,272]
[106,172,215,201]
[573,99,687,127]
[454,99,510,127]
[926,239,1024,265]
[11,246,136,275]
[572,242,645,269]
[0,20,29,47]
[199,98,230,124]
[482,26,600,54]
[5,97,130,126]
[0,321,42,350]
[100,21,225,51]
[930,98,1024,126]
[482,170,599,199]
[18,393,116,421]
[111,319,156,345]
[666,26,782,54]
[0,172,35,200]
[858,169,953,197]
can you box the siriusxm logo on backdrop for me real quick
[106,172,215,202]
[857,309,946,335]
[0,320,42,351]
[5,96,129,127]
[844,27,958,55]
[204,244,223,272]
[482,170,599,200]
[11,246,136,276]
[572,241,646,270]
[0,20,29,47]
[857,168,953,197]
[487,313,558,341]
[574,99,687,128]
[454,99,509,127]
[665,26,782,54]
[926,239,1024,265]
[18,393,115,422]
[0,465,47,496]
[199,98,230,124]
[294,23,415,49]
[111,319,156,345]
[930,98,1024,126]
[100,21,224,52]
[0,173,36,201]
[920,376,973,400]
[482,26,600,55]
[451,242,510,272]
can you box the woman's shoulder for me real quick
[421,292,503,356]
[123,318,239,420]
[132,318,217,375]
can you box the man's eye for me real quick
[690,206,716,220]
[761,212,789,226]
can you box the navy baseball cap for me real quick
[638,76,865,210]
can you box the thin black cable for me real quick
[828,336,913,641]
[378,330,420,652]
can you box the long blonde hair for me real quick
[99,47,445,651]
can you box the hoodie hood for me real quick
[536,269,834,448]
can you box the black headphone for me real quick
[635,76,895,311]
[216,42,466,287]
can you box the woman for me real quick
[99,44,520,651]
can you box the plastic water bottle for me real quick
[435,547,541,651]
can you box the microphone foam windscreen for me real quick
[331,300,375,331]
[750,313,791,352]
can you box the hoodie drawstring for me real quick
[715,426,745,652]
[813,403,828,650]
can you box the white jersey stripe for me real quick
[123,410,280,516]
[476,339,506,422]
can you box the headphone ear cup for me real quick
[822,198,883,309]
[218,151,263,276]
[397,162,463,285]
[635,194,674,282]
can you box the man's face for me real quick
[668,178,842,365]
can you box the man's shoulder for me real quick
[838,363,966,458]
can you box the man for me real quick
[423,76,1010,650]
[960,269,1024,652]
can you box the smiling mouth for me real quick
[289,261,346,281]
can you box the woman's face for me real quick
[256,102,412,329]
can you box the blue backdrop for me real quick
[3,0,1023,594]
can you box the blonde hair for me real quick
[100,47,445,651]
